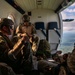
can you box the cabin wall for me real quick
[0,0,22,28]
[30,9,60,29]
[0,0,60,30]
[30,9,62,51]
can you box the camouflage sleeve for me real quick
[67,50,75,74]
[0,36,9,60]
[16,25,20,34]
[0,35,23,62]
[32,24,36,34]
[16,25,22,34]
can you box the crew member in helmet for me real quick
[16,14,36,37]
[16,14,40,55]
[0,18,29,74]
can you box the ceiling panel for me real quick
[15,0,36,11]
[15,0,64,11]
[43,0,50,9]
[46,0,63,10]
[14,0,73,12]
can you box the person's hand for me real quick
[20,33,29,42]
[20,33,27,37]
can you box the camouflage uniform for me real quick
[16,23,36,36]
[67,49,75,74]
[0,31,24,74]
[16,14,40,55]
[0,18,32,74]
[36,39,51,59]
[0,63,16,75]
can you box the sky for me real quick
[61,2,75,32]
[58,2,75,54]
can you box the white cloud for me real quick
[61,3,75,32]
[63,21,75,31]
[61,12,68,19]
[65,9,75,13]
[63,26,75,31]
[61,10,75,19]
[61,3,75,19]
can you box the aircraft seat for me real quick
[35,22,46,39]
[47,22,60,51]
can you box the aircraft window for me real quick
[8,14,15,22]
[0,18,1,21]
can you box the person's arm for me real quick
[8,33,28,60]
[0,36,10,61]
[32,24,36,34]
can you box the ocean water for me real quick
[57,31,75,54]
